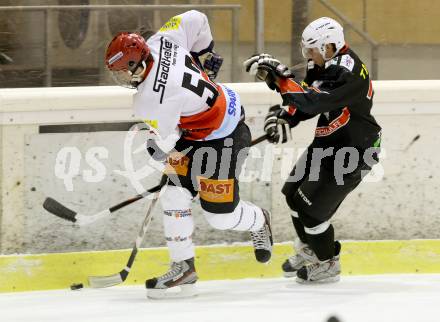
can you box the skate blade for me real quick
[283,271,298,278]
[147,284,197,299]
[296,275,340,284]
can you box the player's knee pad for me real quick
[297,211,330,235]
[203,204,241,230]
[203,200,263,231]
[160,185,193,211]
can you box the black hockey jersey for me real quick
[279,46,382,150]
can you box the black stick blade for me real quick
[43,197,77,222]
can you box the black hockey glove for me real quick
[194,51,223,81]
[145,124,169,173]
[263,104,293,144]
[203,52,223,80]
[256,56,294,92]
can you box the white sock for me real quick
[160,186,195,262]
[163,209,194,262]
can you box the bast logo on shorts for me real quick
[197,176,234,203]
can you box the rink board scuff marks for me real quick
[0,240,440,292]
[0,275,440,322]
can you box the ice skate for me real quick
[296,243,341,284]
[146,258,198,299]
[282,238,319,277]
[250,208,273,263]
[296,255,340,284]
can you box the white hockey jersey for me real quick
[133,10,241,154]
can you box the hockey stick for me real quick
[86,135,268,288]
[251,133,267,146]
[43,134,268,225]
[43,182,163,226]
[88,191,160,288]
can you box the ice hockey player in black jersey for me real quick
[244,17,382,283]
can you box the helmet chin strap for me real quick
[129,60,147,87]
[320,44,339,62]
[325,50,339,61]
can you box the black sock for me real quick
[291,215,308,243]
[305,224,335,261]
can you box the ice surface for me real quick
[1,274,439,322]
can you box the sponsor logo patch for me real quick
[165,235,192,242]
[159,16,182,31]
[339,54,355,72]
[197,177,234,203]
[144,119,158,129]
[165,152,190,176]
[164,209,192,218]
[223,86,237,116]
[108,51,123,65]
[298,188,312,206]
[315,107,351,137]
[153,37,174,103]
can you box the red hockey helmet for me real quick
[105,32,152,88]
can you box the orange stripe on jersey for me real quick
[179,86,226,140]
[367,80,373,100]
[315,107,351,137]
[279,78,305,95]
[339,44,350,54]
[287,105,297,116]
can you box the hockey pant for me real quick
[282,146,377,260]
[160,122,265,262]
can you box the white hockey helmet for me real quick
[301,17,345,60]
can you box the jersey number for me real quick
[181,55,219,107]
[360,63,369,79]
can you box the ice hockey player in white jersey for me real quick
[105,10,272,299]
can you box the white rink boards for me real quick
[1,274,439,322]
[1,82,440,254]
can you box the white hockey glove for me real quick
[264,105,293,145]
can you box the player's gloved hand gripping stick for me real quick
[263,104,293,145]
